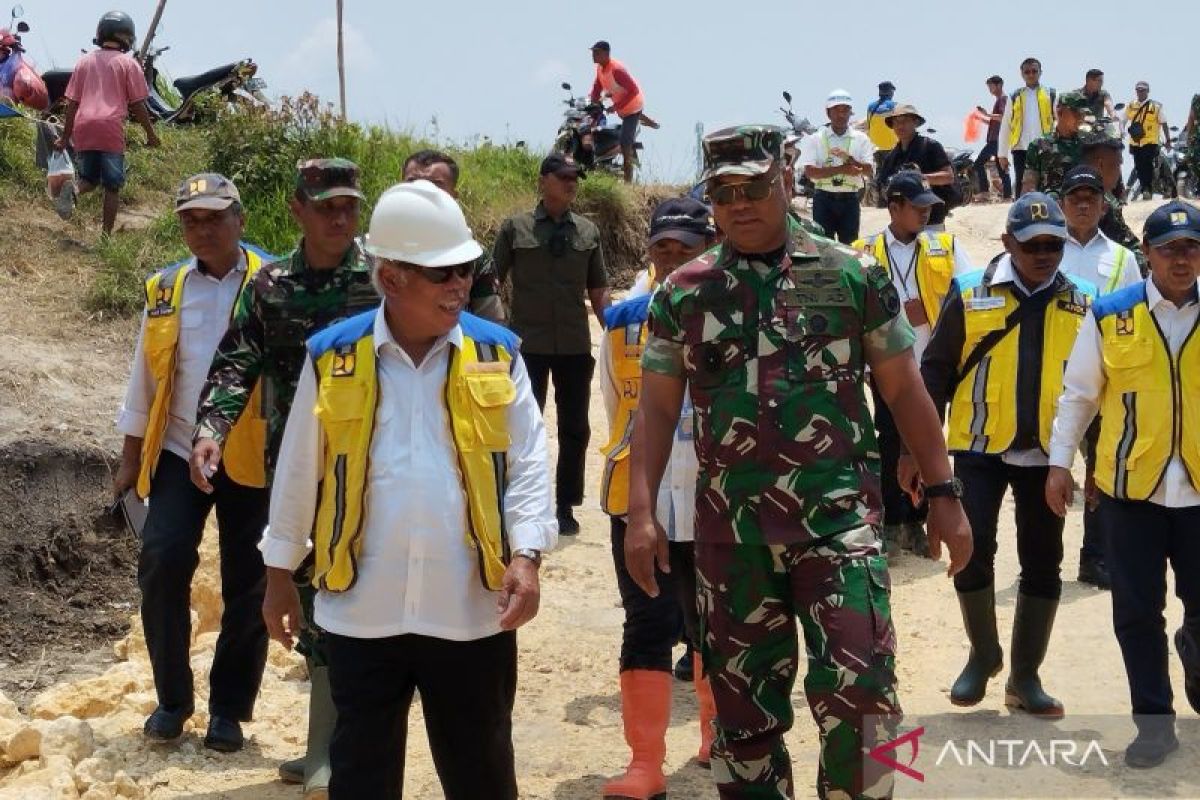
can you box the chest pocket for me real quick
[462,372,516,450]
[1103,332,1154,391]
[786,312,855,382]
[686,329,750,391]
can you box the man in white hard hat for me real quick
[797,88,875,243]
[260,180,557,799]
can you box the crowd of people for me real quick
[39,13,1200,800]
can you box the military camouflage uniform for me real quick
[1187,93,1200,172]
[643,189,914,798]
[1024,132,1083,196]
[1078,125,1150,276]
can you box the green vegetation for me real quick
[2,93,674,317]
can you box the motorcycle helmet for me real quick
[94,11,136,51]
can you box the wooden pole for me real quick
[336,0,347,120]
[137,0,169,63]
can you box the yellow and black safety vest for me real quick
[1126,100,1163,147]
[137,246,269,498]
[599,292,654,515]
[1009,86,1055,149]
[854,231,957,327]
[946,265,1092,454]
[306,309,518,592]
[1093,282,1200,500]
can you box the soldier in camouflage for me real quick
[625,125,972,799]
[1079,127,1149,276]
[1022,91,1090,196]
[190,158,378,795]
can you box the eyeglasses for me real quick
[1018,239,1065,255]
[406,261,474,284]
[708,174,776,206]
[1155,239,1200,258]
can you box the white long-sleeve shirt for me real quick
[880,228,975,362]
[1049,278,1200,508]
[260,307,557,640]
[998,86,1055,158]
[1060,229,1140,295]
[116,253,248,461]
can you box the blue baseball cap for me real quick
[885,170,943,207]
[1006,192,1067,242]
[649,197,714,247]
[1143,200,1200,247]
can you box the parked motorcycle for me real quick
[0,4,46,110]
[779,90,817,199]
[946,146,976,206]
[41,43,266,122]
[553,81,638,177]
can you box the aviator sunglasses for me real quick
[708,173,777,206]
[404,261,474,284]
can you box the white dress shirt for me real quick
[797,126,876,192]
[998,86,1054,157]
[260,307,557,640]
[881,228,974,362]
[599,269,698,541]
[116,253,248,461]
[1050,278,1200,508]
[1060,229,1140,296]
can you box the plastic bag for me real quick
[13,60,48,111]
[47,148,73,198]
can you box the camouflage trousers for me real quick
[696,525,901,800]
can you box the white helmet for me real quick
[825,88,853,109]
[364,180,483,267]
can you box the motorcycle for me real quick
[41,43,267,122]
[0,4,46,110]
[779,90,817,199]
[946,146,976,206]
[553,81,638,177]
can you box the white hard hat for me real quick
[364,180,483,267]
[826,89,853,109]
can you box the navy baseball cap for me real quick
[590,40,610,51]
[1061,165,1104,196]
[1143,200,1200,247]
[539,153,585,178]
[886,170,943,207]
[1007,192,1067,242]
[648,197,714,247]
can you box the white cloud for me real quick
[284,16,377,76]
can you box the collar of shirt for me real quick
[371,304,463,367]
[278,239,367,277]
[190,250,248,283]
[990,253,1059,296]
[1066,228,1110,252]
[533,202,576,226]
[1145,276,1200,311]
[883,226,920,252]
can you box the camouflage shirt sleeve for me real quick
[641,283,686,378]
[193,273,267,444]
[859,260,917,361]
[1024,139,1044,174]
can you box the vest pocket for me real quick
[463,373,515,449]
[1103,336,1154,390]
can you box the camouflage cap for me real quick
[1080,124,1124,151]
[295,158,366,202]
[1057,90,1090,112]
[175,173,241,212]
[700,125,785,182]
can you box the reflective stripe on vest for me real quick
[945,278,1091,454]
[308,311,517,593]
[1094,284,1200,499]
[856,231,956,327]
[597,58,644,118]
[1103,247,1131,295]
[1127,100,1162,146]
[1009,87,1055,149]
[598,294,652,515]
[136,247,267,498]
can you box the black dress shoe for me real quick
[557,508,580,536]
[203,715,244,753]
[143,705,192,742]
[1124,728,1179,769]
[1077,557,1111,590]
[1175,628,1200,715]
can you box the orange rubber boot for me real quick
[602,670,670,800]
[693,653,716,768]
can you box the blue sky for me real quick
[19,1,1200,183]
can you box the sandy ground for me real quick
[1,198,1198,800]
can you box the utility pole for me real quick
[137,0,168,63]
[336,0,347,120]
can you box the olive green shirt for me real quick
[492,202,608,355]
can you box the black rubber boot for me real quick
[1004,594,1064,718]
[950,586,1003,706]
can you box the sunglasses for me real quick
[1019,239,1065,255]
[708,174,776,206]
[406,261,474,284]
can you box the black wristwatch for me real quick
[925,477,964,500]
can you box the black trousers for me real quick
[812,190,861,244]
[524,352,593,509]
[1101,496,1200,717]
[1079,425,1105,563]
[1013,149,1029,197]
[137,451,269,719]
[974,140,1013,199]
[326,630,518,800]
[609,517,698,672]
[952,454,1064,599]
[870,379,926,527]
[1130,144,1160,196]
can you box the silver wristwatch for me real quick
[512,548,542,566]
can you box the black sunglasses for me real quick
[708,174,776,206]
[406,261,474,284]
[1019,239,1065,255]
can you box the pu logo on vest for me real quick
[331,346,356,377]
[1116,312,1135,336]
[1029,203,1050,221]
[149,285,175,318]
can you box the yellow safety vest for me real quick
[137,247,267,498]
[868,111,898,151]
[1125,100,1163,147]
[946,270,1092,454]
[599,292,653,516]
[854,231,957,327]
[307,310,518,593]
[1093,283,1200,500]
[1009,86,1055,150]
